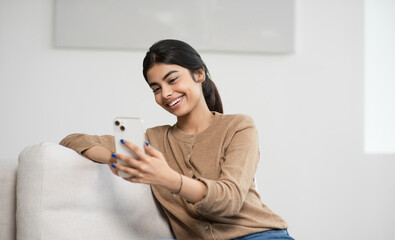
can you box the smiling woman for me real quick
[143,39,223,114]
[146,64,207,119]
[60,39,294,240]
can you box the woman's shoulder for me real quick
[145,125,172,145]
[216,112,256,128]
[146,125,172,138]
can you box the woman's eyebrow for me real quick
[148,82,158,87]
[162,70,178,81]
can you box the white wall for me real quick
[1,0,394,239]
[364,0,395,154]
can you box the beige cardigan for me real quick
[60,112,287,240]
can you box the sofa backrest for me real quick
[17,142,174,240]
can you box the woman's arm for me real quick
[192,116,260,217]
[83,146,113,164]
[177,174,207,203]
[59,134,118,175]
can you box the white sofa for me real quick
[0,142,174,240]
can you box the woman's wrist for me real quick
[165,170,183,193]
[162,170,207,203]
[171,173,183,196]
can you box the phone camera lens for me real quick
[115,120,120,126]
[120,126,125,131]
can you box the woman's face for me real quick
[146,63,206,117]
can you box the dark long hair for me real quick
[142,39,223,113]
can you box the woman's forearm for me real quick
[83,146,112,164]
[59,134,115,159]
[165,170,207,203]
[179,175,207,203]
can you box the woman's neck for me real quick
[176,107,214,135]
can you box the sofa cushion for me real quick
[0,158,17,240]
[17,142,174,240]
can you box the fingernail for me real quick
[145,141,149,146]
[111,153,117,158]
[120,139,125,144]
[111,164,116,168]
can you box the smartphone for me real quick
[113,117,145,178]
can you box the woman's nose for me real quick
[161,85,173,99]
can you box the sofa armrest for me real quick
[17,142,174,240]
[0,158,17,240]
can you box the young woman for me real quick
[60,39,294,240]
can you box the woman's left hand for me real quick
[112,140,180,191]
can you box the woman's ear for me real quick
[194,69,206,83]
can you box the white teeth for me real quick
[168,97,181,107]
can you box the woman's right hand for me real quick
[83,146,118,176]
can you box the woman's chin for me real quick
[165,107,189,118]
[168,110,186,118]
[163,104,187,117]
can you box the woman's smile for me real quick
[167,95,184,108]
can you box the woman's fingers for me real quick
[108,155,118,176]
[120,139,164,164]
[112,153,139,167]
[112,152,152,176]
[113,162,140,176]
[111,141,170,185]
[121,140,148,161]
[144,141,164,159]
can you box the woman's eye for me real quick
[169,77,178,84]
[152,87,160,93]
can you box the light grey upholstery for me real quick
[1,142,174,240]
